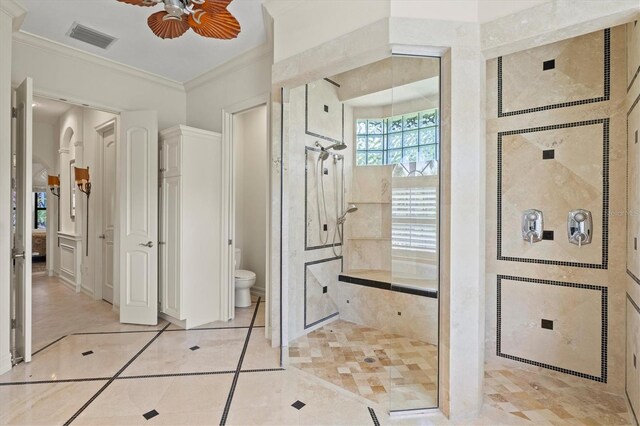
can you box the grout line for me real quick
[239,368,285,373]
[0,377,110,387]
[63,323,171,425]
[220,297,261,425]
[368,407,380,426]
[117,370,237,380]
[32,334,68,356]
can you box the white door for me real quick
[13,78,33,363]
[101,127,116,304]
[161,175,181,319]
[118,111,158,325]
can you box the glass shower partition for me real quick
[388,54,441,412]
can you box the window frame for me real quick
[34,191,47,230]
[355,109,439,167]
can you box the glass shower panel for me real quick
[388,55,440,412]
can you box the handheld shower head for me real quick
[337,204,358,224]
[318,150,330,161]
[315,140,347,152]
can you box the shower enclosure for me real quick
[281,54,441,413]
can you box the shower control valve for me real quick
[522,209,544,245]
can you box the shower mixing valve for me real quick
[522,209,544,245]
[567,209,592,247]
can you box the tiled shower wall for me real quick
[485,26,628,393]
[625,19,640,423]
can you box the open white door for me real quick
[13,78,33,363]
[118,111,158,325]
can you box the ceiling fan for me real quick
[117,0,241,40]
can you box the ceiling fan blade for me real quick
[148,11,190,39]
[188,10,241,40]
[117,0,157,7]
[197,0,233,14]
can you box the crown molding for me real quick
[184,42,273,91]
[13,31,185,92]
[160,124,221,139]
[0,0,27,30]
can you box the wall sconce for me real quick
[74,167,91,256]
[48,175,61,247]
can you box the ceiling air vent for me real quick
[67,23,117,50]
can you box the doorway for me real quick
[96,122,116,305]
[225,100,272,340]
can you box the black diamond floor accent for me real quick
[143,409,159,420]
[81,350,93,356]
[291,400,306,410]
[189,345,200,351]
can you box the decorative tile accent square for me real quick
[189,345,200,351]
[143,409,159,420]
[543,59,556,71]
[291,400,306,410]
[541,319,554,330]
[542,149,555,159]
[81,350,93,356]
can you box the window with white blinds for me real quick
[392,186,437,252]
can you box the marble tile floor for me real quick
[5,278,635,425]
[288,320,438,411]
[484,359,634,425]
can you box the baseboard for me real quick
[80,286,94,297]
[251,287,266,300]
[0,351,12,375]
[159,312,185,329]
[58,275,77,292]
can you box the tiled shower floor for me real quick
[484,360,633,425]
[288,320,438,411]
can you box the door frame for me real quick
[93,118,118,306]
[221,93,272,338]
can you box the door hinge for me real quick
[11,107,17,119]
[11,319,16,329]
[228,239,233,245]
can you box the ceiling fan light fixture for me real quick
[188,9,240,39]
[148,10,190,39]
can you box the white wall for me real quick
[266,0,390,63]
[12,32,185,129]
[234,105,268,295]
[32,121,57,173]
[185,44,272,133]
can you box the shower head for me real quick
[344,204,358,214]
[315,140,348,152]
[337,204,358,224]
[318,150,330,161]
[328,142,347,150]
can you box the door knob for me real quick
[139,241,154,248]
[98,234,106,239]
[12,251,25,259]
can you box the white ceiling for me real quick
[20,0,268,83]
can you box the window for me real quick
[34,192,47,230]
[356,109,439,166]
[392,185,437,253]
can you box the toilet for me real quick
[234,248,256,308]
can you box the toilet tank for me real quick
[234,248,241,269]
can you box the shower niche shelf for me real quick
[347,201,391,204]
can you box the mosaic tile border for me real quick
[304,80,345,144]
[497,28,610,117]
[497,119,610,269]
[304,146,345,251]
[304,256,343,329]
[626,293,640,426]
[629,65,640,93]
[627,93,640,285]
[496,275,608,383]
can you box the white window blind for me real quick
[392,186,437,252]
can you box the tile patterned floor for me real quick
[288,320,438,411]
[3,278,636,425]
[484,360,633,425]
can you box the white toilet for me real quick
[234,248,256,308]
